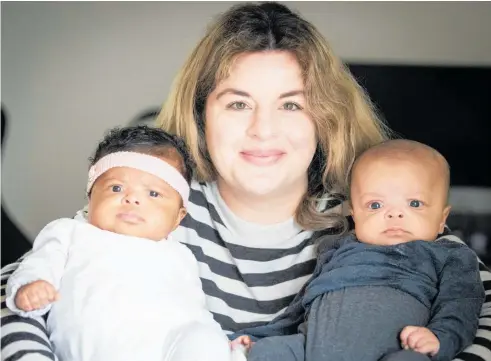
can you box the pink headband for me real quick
[87,151,190,208]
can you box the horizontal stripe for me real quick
[474,336,491,351]
[480,270,491,283]
[199,262,310,301]
[479,318,491,328]
[183,226,316,274]
[179,214,225,248]
[181,215,316,264]
[212,311,273,333]
[2,340,54,361]
[1,332,53,351]
[4,349,55,361]
[1,315,48,336]
[201,277,296,314]
[189,243,316,287]
[458,344,491,361]
[476,329,491,342]
[206,295,286,324]
[456,352,486,361]
[231,248,316,274]
[189,184,225,227]
[223,236,316,262]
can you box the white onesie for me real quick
[6,218,236,361]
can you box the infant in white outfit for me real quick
[6,126,245,361]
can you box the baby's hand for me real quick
[400,326,440,356]
[230,335,254,351]
[15,280,60,312]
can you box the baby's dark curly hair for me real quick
[89,125,195,184]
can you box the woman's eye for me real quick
[149,190,160,198]
[281,102,302,111]
[111,185,122,193]
[409,200,423,208]
[227,101,249,110]
[368,202,382,210]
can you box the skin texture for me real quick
[205,51,317,224]
[16,155,187,312]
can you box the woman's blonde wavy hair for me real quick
[157,2,391,231]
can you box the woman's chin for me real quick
[235,177,286,198]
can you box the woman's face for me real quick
[205,51,317,199]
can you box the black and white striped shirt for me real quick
[1,181,491,360]
[174,181,317,333]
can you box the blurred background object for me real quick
[1,2,490,265]
[1,107,32,266]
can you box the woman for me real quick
[2,3,490,361]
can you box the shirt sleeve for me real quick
[428,244,485,361]
[6,218,76,318]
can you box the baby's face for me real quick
[350,156,450,246]
[87,158,187,241]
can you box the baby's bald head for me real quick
[351,139,450,202]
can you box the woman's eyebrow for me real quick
[279,90,304,99]
[215,88,251,100]
[215,88,305,100]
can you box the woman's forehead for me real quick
[216,51,304,93]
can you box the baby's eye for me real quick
[368,202,382,210]
[281,102,302,111]
[149,190,160,198]
[111,185,122,193]
[409,200,423,208]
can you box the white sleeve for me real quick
[6,218,76,318]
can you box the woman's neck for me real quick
[216,178,306,225]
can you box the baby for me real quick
[236,139,485,361]
[6,126,242,361]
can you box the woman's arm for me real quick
[440,234,491,361]
[1,259,58,361]
[455,259,491,361]
[426,246,485,361]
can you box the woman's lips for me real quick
[240,150,285,166]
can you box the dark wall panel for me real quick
[348,64,491,187]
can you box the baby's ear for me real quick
[178,207,187,222]
[439,206,452,234]
[171,207,187,232]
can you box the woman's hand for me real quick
[400,326,440,356]
[15,280,59,311]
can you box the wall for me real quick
[2,1,491,239]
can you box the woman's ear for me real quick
[439,206,452,234]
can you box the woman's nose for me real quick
[247,109,279,139]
